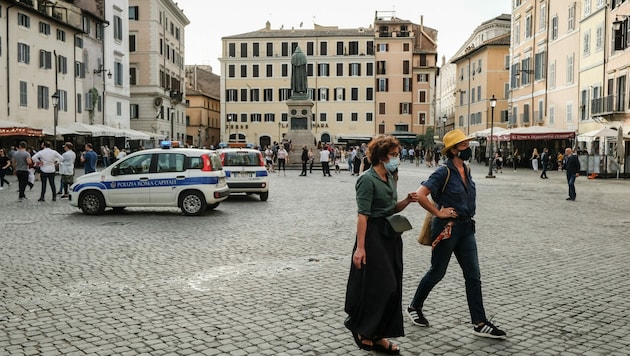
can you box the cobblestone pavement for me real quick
[1,162,629,356]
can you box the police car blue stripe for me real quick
[73,176,221,191]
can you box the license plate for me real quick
[233,172,252,178]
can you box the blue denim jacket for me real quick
[422,160,476,220]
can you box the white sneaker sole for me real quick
[472,330,507,339]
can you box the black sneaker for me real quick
[406,307,429,327]
[472,320,507,339]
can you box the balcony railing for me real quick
[591,95,624,115]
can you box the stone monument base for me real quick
[283,131,316,168]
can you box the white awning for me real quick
[577,128,619,143]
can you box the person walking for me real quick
[530,148,540,172]
[406,129,507,340]
[344,135,417,354]
[308,148,315,173]
[81,143,98,174]
[12,141,32,202]
[59,142,76,198]
[299,145,309,176]
[32,141,63,202]
[494,151,503,174]
[0,149,11,190]
[540,147,550,179]
[320,146,331,177]
[276,146,288,176]
[564,147,580,201]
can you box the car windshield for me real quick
[223,151,261,166]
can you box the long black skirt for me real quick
[344,218,404,339]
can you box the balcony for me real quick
[591,95,624,116]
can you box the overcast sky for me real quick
[177,0,512,74]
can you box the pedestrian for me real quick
[320,146,331,177]
[59,142,76,198]
[277,145,288,176]
[540,147,549,179]
[407,129,507,340]
[353,149,362,176]
[530,148,540,172]
[116,148,127,160]
[0,149,11,190]
[264,146,275,172]
[26,148,36,190]
[512,148,520,171]
[349,147,356,175]
[113,146,120,163]
[12,141,32,202]
[101,145,110,167]
[358,153,372,174]
[299,145,309,176]
[557,151,564,171]
[494,151,503,174]
[344,134,417,354]
[425,149,433,167]
[308,148,315,173]
[81,143,98,174]
[32,141,63,202]
[564,147,580,201]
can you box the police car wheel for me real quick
[79,191,106,215]
[180,191,206,216]
[259,192,269,201]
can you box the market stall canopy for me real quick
[0,120,43,137]
[490,126,576,141]
[577,127,619,142]
[474,127,508,138]
[56,122,119,137]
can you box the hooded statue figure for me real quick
[291,47,308,97]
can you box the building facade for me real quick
[128,0,188,142]
[185,65,221,148]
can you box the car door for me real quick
[150,152,187,205]
[107,153,153,205]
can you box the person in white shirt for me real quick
[59,142,77,198]
[320,146,332,177]
[31,141,63,202]
[116,149,127,160]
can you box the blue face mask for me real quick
[384,157,400,172]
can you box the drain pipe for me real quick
[6,4,15,118]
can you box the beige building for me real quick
[220,21,377,148]
[373,12,438,144]
[0,0,107,138]
[128,0,188,142]
[185,65,221,148]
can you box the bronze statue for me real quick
[291,47,308,98]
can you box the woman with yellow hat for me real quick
[406,129,507,340]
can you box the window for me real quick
[403,43,410,51]
[366,113,373,122]
[351,113,358,122]
[336,63,343,76]
[263,88,273,102]
[334,87,345,101]
[318,88,328,101]
[378,43,388,52]
[266,42,273,57]
[351,88,359,101]
[39,50,52,69]
[551,16,558,40]
[240,88,247,102]
[377,61,386,74]
[82,15,91,34]
[18,13,30,28]
[130,67,137,85]
[241,113,248,122]
[320,41,327,55]
[17,43,30,64]
[240,43,247,58]
[549,61,556,88]
[228,65,235,78]
[264,113,275,122]
[378,78,388,92]
[514,20,521,44]
[584,0,591,16]
[57,29,66,42]
[418,112,426,125]
[349,63,361,76]
[417,73,428,82]
[336,113,343,122]
[318,63,329,76]
[539,2,546,31]
[418,90,427,103]
[250,113,262,122]
[130,104,139,119]
[114,16,123,41]
[366,63,374,76]
[349,41,359,55]
[583,30,591,56]
[403,78,411,92]
[250,89,260,102]
[596,25,604,51]
[265,64,273,77]
[400,103,411,114]
[403,60,410,74]
[253,43,259,57]
[129,6,139,20]
[77,94,82,113]
[336,41,344,55]
[379,102,386,115]
[19,81,27,107]
[566,53,574,84]
[366,87,374,101]
[279,88,291,101]
[535,51,546,80]
[37,85,49,109]
[282,42,289,56]
[58,90,68,112]
[228,43,236,57]
[115,61,123,86]
[549,106,555,124]
[568,3,576,31]
[566,103,573,123]
[525,14,532,38]
[226,89,237,102]
[39,22,50,35]
[129,35,136,52]
[240,65,247,78]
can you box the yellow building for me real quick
[185,65,221,148]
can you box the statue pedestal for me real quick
[285,98,315,166]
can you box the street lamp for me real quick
[278,121,282,141]
[51,91,60,151]
[486,95,497,178]
[93,65,111,125]
[442,115,447,138]
[197,127,202,148]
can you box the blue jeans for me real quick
[567,173,577,199]
[410,220,487,324]
[40,172,57,200]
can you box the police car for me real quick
[218,148,269,201]
[69,142,230,215]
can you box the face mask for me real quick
[384,157,400,172]
[457,147,472,161]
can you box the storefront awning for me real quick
[577,127,619,143]
[0,120,43,137]
[490,126,576,141]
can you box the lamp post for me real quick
[442,115,447,138]
[197,127,202,148]
[93,65,111,125]
[486,95,497,178]
[51,91,60,151]
[278,121,282,142]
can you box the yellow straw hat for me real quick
[441,129,472,155]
